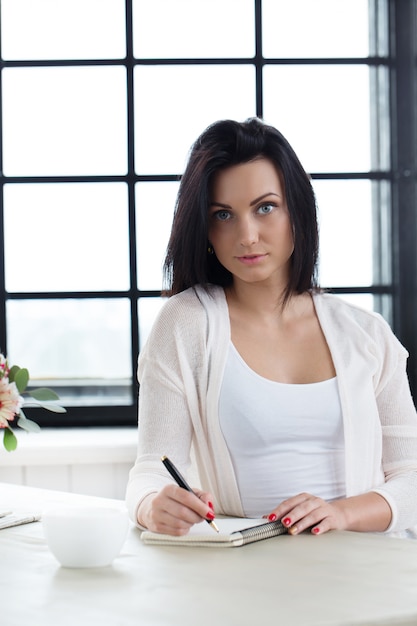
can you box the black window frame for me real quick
[0,0,416,430]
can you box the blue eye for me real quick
[257,203,274,215]
[213,210,231,221]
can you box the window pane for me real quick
[133,0,254,59]
[370,180,391,284]
[134,65,256,174]
[138,297,167,348]
[4,183,130,292]
[262,0,369,58]
[263,65,371,173]
[369,67,391,170]
[2,66,127,176]
[314,180,373,287]
[7,299,132,405]
[136,182,178,291]
[1,0,126,60]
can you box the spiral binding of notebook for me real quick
[234,520,287,545]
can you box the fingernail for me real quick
[268,513,277,522]
[206,511,215,520]
[283,517,292,526]
[312,527,320,534]
[208,501,214,509]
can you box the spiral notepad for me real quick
[141,517,287,547]
[0,511,41,530]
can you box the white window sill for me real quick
[1,427,138,466]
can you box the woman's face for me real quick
[208,158,294,289]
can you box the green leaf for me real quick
[8,365,20,383]
[37,403,66,414]
[14,368,29,393]
[3,428,18,451]
[22,400,67,413]
[28,387,60,402]
[17,413,41,433]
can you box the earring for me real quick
[207,245,214,255]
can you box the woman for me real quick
[126,118,417,538]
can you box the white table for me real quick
[2,482,417,626]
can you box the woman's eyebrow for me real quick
[209,201,231,209]
[210,192,282,210]
[249,192,281,206]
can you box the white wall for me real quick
[0,427,137,500]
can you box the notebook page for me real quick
[140,517,275,546]
[187,517,267,536]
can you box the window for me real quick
[0,0,416,428]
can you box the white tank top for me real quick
[219,343,346,517]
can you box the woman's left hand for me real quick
[266,492,348,535]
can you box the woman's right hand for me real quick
[137,485,216,536]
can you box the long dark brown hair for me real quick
[163,117,319,303]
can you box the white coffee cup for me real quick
[42,504,129,568]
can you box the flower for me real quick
[0,378,23,427]
[0,353,66,452]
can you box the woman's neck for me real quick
[226,279,286,313]
[225,281,312,326]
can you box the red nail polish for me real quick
[312,527,320,534]
[268,513,277,522]
[208,501,214,509]
[206,511,215,521]
[283,517,291,526]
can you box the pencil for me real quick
[161,455,219,533]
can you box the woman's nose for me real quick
[238,216,259,246]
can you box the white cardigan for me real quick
[126,285,417,536]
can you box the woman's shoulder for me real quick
[138,285,227,371]
[144,284,226,345]
[160,284,225,317]
[313,291,381,320]
[313,291,406,353]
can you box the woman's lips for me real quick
[236,254,267,265]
